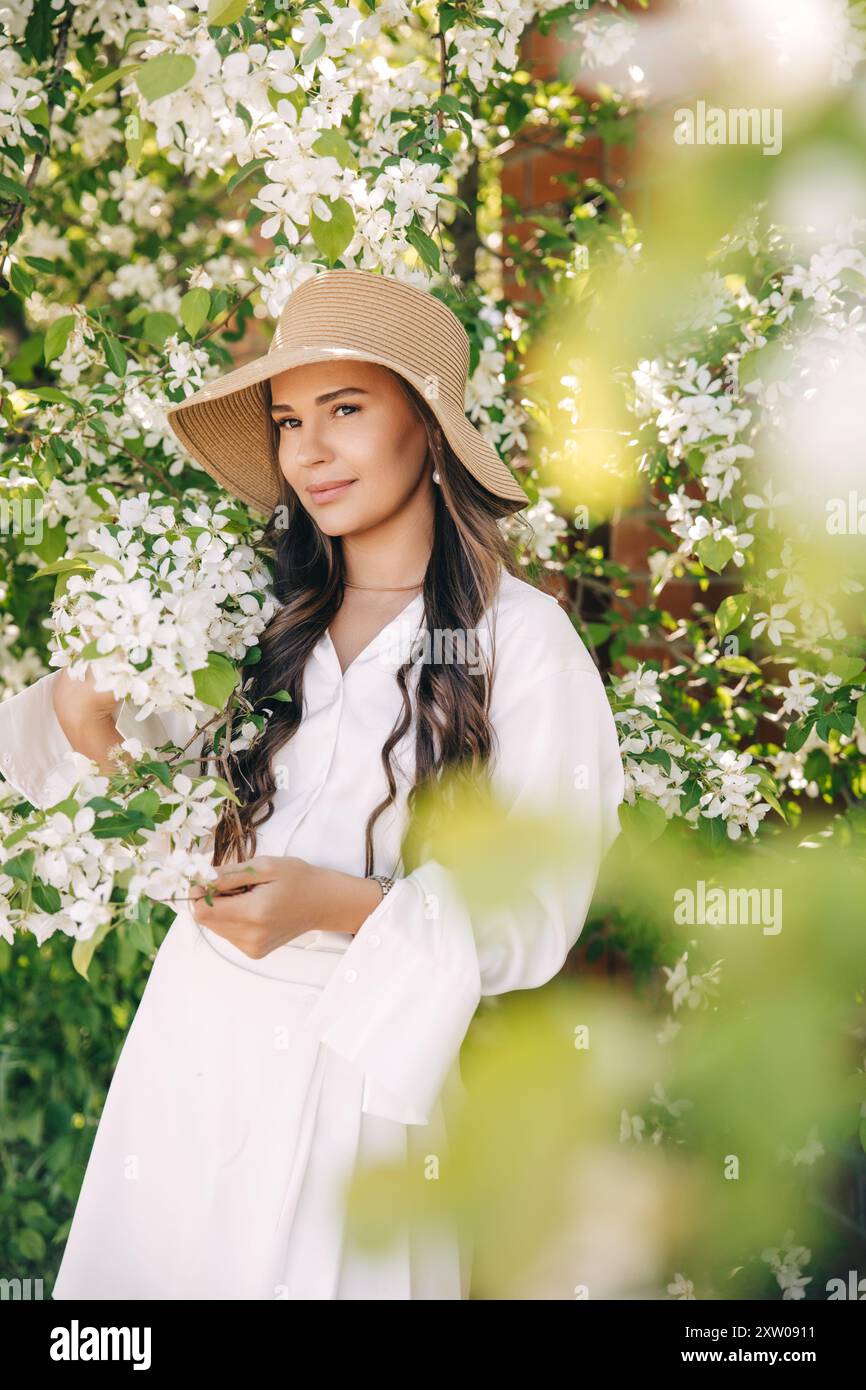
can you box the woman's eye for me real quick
[277,404,358,431]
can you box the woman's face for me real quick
[269,359,433,536]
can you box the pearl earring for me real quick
[432,468,441,484]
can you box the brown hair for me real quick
[203,370,523,877]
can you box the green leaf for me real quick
[28,522,67,564]
[22,385,82,410]
[127,790,162,819]
[179,287,211,338]
[856,694,866,732]
[641,747,672,775]
[685,449,706,479]
[738,344,787,387]
[714,592,751,641]
[751,769,787,821]
[43,315,77,365]
[32,450,57,489]
[826,655,865,684]
[531,214,572,240]
[192,651,240,711]
[309,196,355,263]
[3,850,35,885]
[312,129,358,170]
[79,62,140,108]
[140,759,172,787]
[24,0,53,62]
[503,99,529,136]
[300,31,326,66]
[71,920,115,980]
[31,879,62,914]
[136,53,196,103]
[680,777,703,815]
[28,100,50,129]
[141,312,179,347]
[31,549,124,580]
[79,640,119,660]
[125,914,155,956]
[125,105,146,168]
[0,171,30,203]
[16,1228,46,1261]
[406,222,441,273]
[10,261,35,296]
[785,719,815,753]
[208,0,248,24]
[699,814,729,849]
[716,655,762,676]
[619,797,667,843]
[226,156,269,194]
[436,191,473,215]
[696,535,735,573]
[100,332,127,377]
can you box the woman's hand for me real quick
[188,856,385,959]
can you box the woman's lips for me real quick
[307,479,356,504]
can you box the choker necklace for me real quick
[344,580,424,591]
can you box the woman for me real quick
[0,268,624,1299]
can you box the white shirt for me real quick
[0,568,624,1129]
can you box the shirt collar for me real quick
[312,592,428,677]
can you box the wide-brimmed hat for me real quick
[164,267,531,516]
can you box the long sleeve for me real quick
[302,662,625,1126]
[0,668,208,811]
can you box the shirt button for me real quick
[344,968,357,983]
[1,753,10,765]
[367,932,381,948]
[302,992,318,1009]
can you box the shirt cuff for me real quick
[303,867,482,1127]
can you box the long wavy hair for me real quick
[202,369,525,879]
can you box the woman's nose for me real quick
[290,418,333,467]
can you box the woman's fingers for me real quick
[191,884,266,923]
[198,857,279,896]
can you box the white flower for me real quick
[662,953,723,1011]
[619,1109,646,1142]
[751,605,796,646]
[667,1272,696,1299]
[613,665,663,712]
[776,669,820,720]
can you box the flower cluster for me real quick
[44,490,278,727]
[0,756,221,948]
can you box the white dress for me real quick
[0,568,624,1299]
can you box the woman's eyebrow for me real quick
[269,387,371,414]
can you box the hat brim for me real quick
[164,345,530,516]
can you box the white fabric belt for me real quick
[197,919,350,988]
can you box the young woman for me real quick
[0,268,624,1300]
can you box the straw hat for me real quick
[164,267,530,516]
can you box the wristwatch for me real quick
[368,873,395,901]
